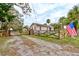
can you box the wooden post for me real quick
[58,24,60,39]
[58,28,60,39]
[64,25,67,38]
[58,23,62,39]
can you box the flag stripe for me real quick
[66,22,77,37]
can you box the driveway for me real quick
[1,34,79,56]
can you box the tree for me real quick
[43,23,47,25]
[46,19,51,25]
[0,3,16,36]
[14,3,32,15]
[24,25,29,30]
[58,5,79,38]
[14,3,32,33]
[0,3,32,36]
[67,6,79,21]
[67,5,79,29]
[59,17,65,23]
[59,17,70,25]
[51,24,60,30]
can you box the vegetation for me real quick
[0,3,16,36]
[0,3,32,36]
[46,19,51,25]
[31,34,79,48]
[30,5,79,48]
[14,3,32,33]
[51,23,60,30]
[0,37,9,47]
[1,3,79,48]
[15,3,32,15]
[59,5,79,29]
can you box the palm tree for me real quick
[46,19,51,25]
[67,5,79,30]
[67,6,79,20]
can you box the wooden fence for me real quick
[0,30,9,37]
[28,29,66,39]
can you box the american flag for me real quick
[66,22,77,37]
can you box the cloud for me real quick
[34,3,77,23]
[31,3,58,14]
[22,3,78,26]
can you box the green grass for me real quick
[0,37,9,55]
[0,37,9,46]
[30,34,79,48]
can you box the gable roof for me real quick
[30,23,50,27]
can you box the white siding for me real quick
[41,27,47,30]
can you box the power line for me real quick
[30,3,38,23]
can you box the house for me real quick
[29,23,53,34]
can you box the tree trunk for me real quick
[8,29,11,36]
[4,30,8,37]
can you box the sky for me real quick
[14,3,79,26]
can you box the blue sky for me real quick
[14,3,78,26]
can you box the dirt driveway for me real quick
[1,34,79,56]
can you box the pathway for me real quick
[1,35,79,56]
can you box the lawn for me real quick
[0,37,10,55]
[0,37,9,46]
[31,34,79,48]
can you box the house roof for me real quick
[30,23,51,28]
